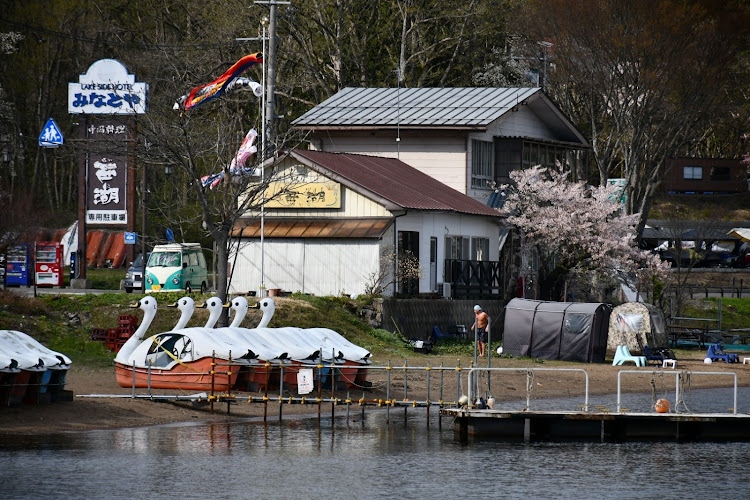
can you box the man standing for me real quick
[472,304,489,357]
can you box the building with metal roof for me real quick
[293,87,590,205]
[230,150,506,298]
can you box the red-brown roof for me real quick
[290,149,501,218]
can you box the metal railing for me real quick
[616,369,738,414]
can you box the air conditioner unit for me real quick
[438,282,452,299]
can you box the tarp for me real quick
[607,302,668,352]
[503,298,611,363]
[729,228,750,243]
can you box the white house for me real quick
[291,87,590,206]
[229,149,502,298]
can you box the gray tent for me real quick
[503,298,612,362]
[607,302,668,353]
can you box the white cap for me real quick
[474,305,482,311]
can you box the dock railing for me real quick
[467,367,590,411]
[616,370,738,414]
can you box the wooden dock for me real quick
[442,408,750,442]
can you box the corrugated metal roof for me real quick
[293,87,541,128]
[291,149,501,218]
[231,218,391,238]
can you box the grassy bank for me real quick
[2,290,749,370]
[0,291,476,367]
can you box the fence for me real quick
[382,298,505,341]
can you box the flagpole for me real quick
[260,18,267,297]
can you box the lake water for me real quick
[2,389,750,499]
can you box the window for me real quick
[683,166,703,180]
[445,236,470,260]
[710,167,730,182]
[471,237,489,261]
[471,139,494,189]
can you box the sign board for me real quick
[297,368,314,395]
[69,59,148,114]
[124,232,137,245]
[39,118,64,148]
[264,182,341,209]
[85,117,129,225]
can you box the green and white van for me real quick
[144,243,208,293]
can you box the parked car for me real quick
[145,243,208,293]
[124,252,148,293]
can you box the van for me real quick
[144,243,208,293]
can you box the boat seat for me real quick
[612,345,647,367]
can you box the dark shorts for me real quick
[477,327,487,343]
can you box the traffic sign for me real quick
[124,232,137,245]
[39,118,64,148]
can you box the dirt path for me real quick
[2,350,749,434]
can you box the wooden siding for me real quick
[316,131,469,194]
[663,158,747,194]
[383,298,506,341]
[490,108,556,141]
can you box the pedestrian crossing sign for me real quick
[39,118,64,148]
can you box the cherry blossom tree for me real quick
[500,164,669,302]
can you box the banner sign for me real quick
[85,117,129,225]
[69,59,148,114]
[264,182,341,209]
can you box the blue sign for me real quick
[39,118,64,148]
[124,232,137,245]
[165,229,174,242]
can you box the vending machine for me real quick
[35,242,63,287]
[5,243,32,286]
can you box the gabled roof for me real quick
[288,149,501,218]
[293,87,540,128]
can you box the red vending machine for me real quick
[35,242,63,287]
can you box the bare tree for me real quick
[517,0,750,241]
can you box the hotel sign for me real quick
[69,59,148,114]
[265,182,341,208]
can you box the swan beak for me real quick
[197,302,208,309]
[249,302,261,309]
[222,302,231,308]
[167,302,178,308]
[129,302,139,308]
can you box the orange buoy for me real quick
[655,398,670,413]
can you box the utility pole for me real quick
[254,1,290,160]
[238,1,289,296]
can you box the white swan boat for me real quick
[114,296,250,391]
[0,329,72,406]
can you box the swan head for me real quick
[228,296,249,328]
[168,296,196,330]
[199,296,225,328]
[251,297,276,328]
[115,296,157,365]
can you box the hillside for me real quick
[649,192,750,221]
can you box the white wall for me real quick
[229,238,382,297]
[396,211,500,293]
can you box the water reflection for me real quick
[2,392,750,499]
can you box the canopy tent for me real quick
[729,228,750,243]
[502,299,611,363]
[607,302,669,353]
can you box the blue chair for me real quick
[612,345,647,367]
[706,343,739,363]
